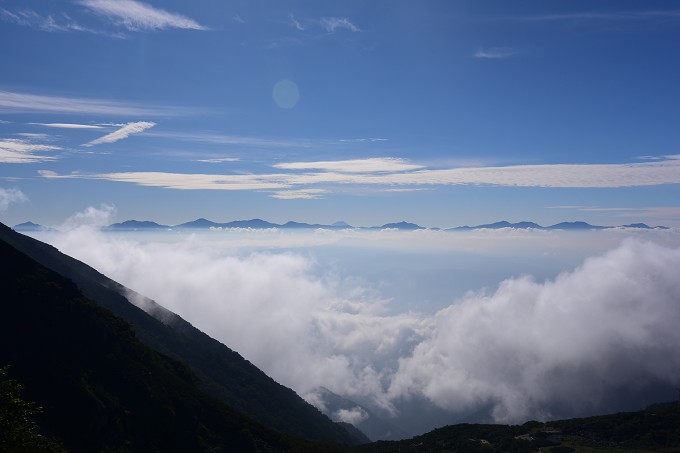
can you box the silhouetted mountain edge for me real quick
[0,235,345,452]
[0,222,363,446]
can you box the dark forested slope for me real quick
[0,237,339,452]
[0,222,359,445]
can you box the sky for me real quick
[3,2,680,438]
[2,0,680,227]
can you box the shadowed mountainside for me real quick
[0,222,362,446]
[0,236,348,452]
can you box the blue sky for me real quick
[2,0,680,227]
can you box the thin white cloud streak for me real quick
[15,133,51,140]
[271,189,328,199]
[33,122,104,129]
[274,158,424,173]
[79,0,207,31]
[82,121,156,147]
[474,47,519,59]
[289,13,306,31]
[41,171,290,191]
[0,90,190,117]
[0,139,60,163]
[147,130,336,148]
[288,14,360,33]
[318,17,361,33]
[40,155,680,190]
[0,187,28,212]
[38,225,680,425]
[196,157,240,163]
[338,138,388,143]
[0,8,104,34]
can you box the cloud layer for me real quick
[40,154,680,193]
[38,218,680,429]
[0,90,182,116]
[389,240,680,422]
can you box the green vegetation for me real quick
[0,366,65,452]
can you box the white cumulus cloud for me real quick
[0,187,28,212]
[334,407,369,426]
[35,225,680,428]
[388,239,680,422]
[58,204,116,230]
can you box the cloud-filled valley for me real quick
[30,212,680,435]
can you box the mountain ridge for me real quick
[0,234,329,452]
[14,218,671,232]
[0,222,362,446]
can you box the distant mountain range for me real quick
[15,218,671,232]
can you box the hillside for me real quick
[353,402,680,452]
[0,237,341,452]
[0,222,361,445]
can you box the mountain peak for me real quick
[13,221,46,231]
[108,220,168,229]
[380,221,423,230]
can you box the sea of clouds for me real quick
[28,206,680,436]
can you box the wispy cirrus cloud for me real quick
[38,155,680,195]
[147,131,389,149]
[0,138,60,163]
[195,157,240,163]
[288,14,361,33]
[15,133,52,140]
[288,13,306,31]
[271,189,328,200]
[40,170,289,191]
[1,8,97,33]
[32,122,104,129]
[274,158,424,173]
[82,121,156,147]
[148,130,316,148]
[474,47,519,59]
[0,90,192,116]
[318,17,361,33]
[79,0,207,31]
